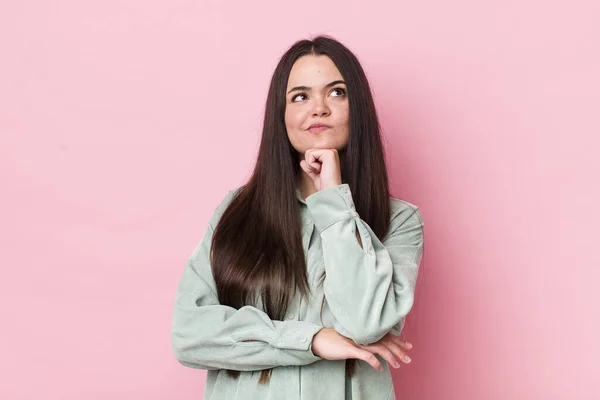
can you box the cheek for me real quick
[333,103,350,126]
[285,108,306,130]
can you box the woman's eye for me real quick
[291,93,307,102]
[331,87,346,97]
[291,88,345,102]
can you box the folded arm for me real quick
[171,191,324,371]
[306,184,424,345]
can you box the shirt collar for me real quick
[295,187,307,205]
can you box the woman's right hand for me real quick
[311,328,413,372]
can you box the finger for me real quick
[299,160,311,176]
[299,160,307,173]
[300,160,319,179]
[351,348,382,372]
[360,344,401,369]
[390,335,413,350]
[382,341,411,365]
[307,161,321,173]
[305,156,322,173]
[306,148,334,162]
[305,150,324,168]
[399,341,413,350]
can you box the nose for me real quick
[311,96,330,117]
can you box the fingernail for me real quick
[393,362,400,368]
[406,342,413,349]
[404,356,411,363]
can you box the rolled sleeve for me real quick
[270,320,324,351]
[304,183,424,344]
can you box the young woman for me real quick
[171,35,425,400]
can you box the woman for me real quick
[171,35,425,400]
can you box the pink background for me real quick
[1,1,598,399]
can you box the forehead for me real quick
[286,55,343,88]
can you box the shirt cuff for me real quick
[305,183,358,233]
[270,321,324,352]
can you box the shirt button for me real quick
[287,314,295,320]
[306,219,312,224]
[300,337,307,343]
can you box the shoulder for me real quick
[388,196,424,237]
[208,185,245,228]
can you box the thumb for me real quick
[351,347,383,372]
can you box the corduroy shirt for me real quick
[171,183,424,399]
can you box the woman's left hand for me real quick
[355,333,414,369]
[299,149,342,191]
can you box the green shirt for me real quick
[171,183,424,400]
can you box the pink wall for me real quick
[1,1,598,399]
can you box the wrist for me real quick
[320,182,343,191]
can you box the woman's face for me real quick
[284,55,350,156]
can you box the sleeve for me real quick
[171,190,325,371]
[305,183,424,345]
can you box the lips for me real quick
[307,123,332,133]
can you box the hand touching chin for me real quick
[299,148,342,191]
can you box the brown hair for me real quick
[210,35,391,383]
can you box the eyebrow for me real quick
[287,80,346,94]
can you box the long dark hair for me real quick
[210,35,391,384]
